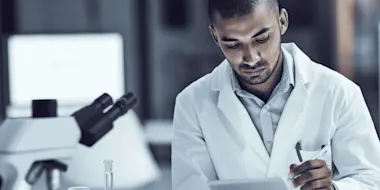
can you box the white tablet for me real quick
[208,176,291,190]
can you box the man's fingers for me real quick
[289,164,298,177]
[292,167,331,187]
[300,177,332,190]
[293,160,326,176]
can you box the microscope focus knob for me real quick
[32,99,58,118]
[45,160,68,172]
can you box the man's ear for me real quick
[279,8,289,35]
[209,25,220,46]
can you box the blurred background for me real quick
[0,0,379,189]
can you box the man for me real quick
[171,0,380,189]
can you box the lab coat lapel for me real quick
[268,83,308,175]
[215,63,270,174]
[268,43,312,176]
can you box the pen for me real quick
[288,145,329,181]
[310,145,329,160]
[295,142,303,162]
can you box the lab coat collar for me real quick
[282,46,295,89]
[210,43,313,92]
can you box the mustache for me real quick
[239,62,265,70]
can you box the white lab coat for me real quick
[171,43,380,190]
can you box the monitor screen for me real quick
[7,33,125,108]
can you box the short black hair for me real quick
[208,0,280,24]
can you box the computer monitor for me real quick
[6,33,125,116]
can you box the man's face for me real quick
[210,3,288,85]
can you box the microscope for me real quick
[0,92,138,190]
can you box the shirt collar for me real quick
[231,49,295,93]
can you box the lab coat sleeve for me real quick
[332,86,380,190]
[171,92,217,190]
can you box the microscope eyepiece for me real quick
[114,92,138,116]
[72,93,114,128]
[93,93,113,110]
[78,92,138,146]
[93,92,138,130]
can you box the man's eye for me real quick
[256,35,270,43]
[225,44,240,49]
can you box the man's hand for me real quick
[289,160,334,190]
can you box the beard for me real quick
[235,49,282,85]
[236,67,273,85]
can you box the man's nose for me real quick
[243,48,260,66]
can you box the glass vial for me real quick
[103,160,113,190]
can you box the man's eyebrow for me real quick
[253,27,270,38]
[221,36,238,42]
[221,27,271,42]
